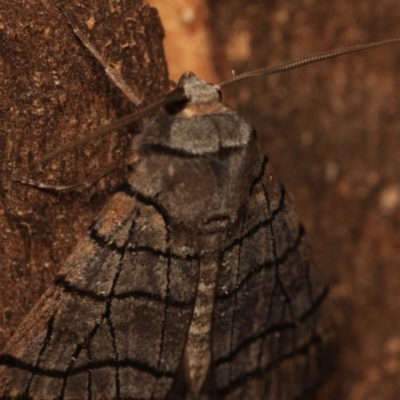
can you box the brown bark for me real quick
[0,0,168,349]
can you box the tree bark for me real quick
[0,0,168,349]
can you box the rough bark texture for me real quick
[207,1,400,399]
[0,0,168,350]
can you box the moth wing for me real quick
[0,190,197,399]
[212,156,331,399]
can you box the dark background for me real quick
[207,1,400,399]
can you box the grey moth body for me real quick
[0,73,330,399]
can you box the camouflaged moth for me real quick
[1,4,399,398]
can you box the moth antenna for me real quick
[31,99,161,168]
[58,2,142,106]
[31,38,400,168]
[220,38,400,88]
[31,89,188,168]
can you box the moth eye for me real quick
[217,88,223,102]
[165,87,189,115]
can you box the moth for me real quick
[0,5,399,398]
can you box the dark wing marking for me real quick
[212,156,331,399]
[0,191,198,400]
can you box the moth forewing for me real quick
[211,154,330,398]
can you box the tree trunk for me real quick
[0,0,168,349]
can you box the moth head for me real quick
[165,72,222,115]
